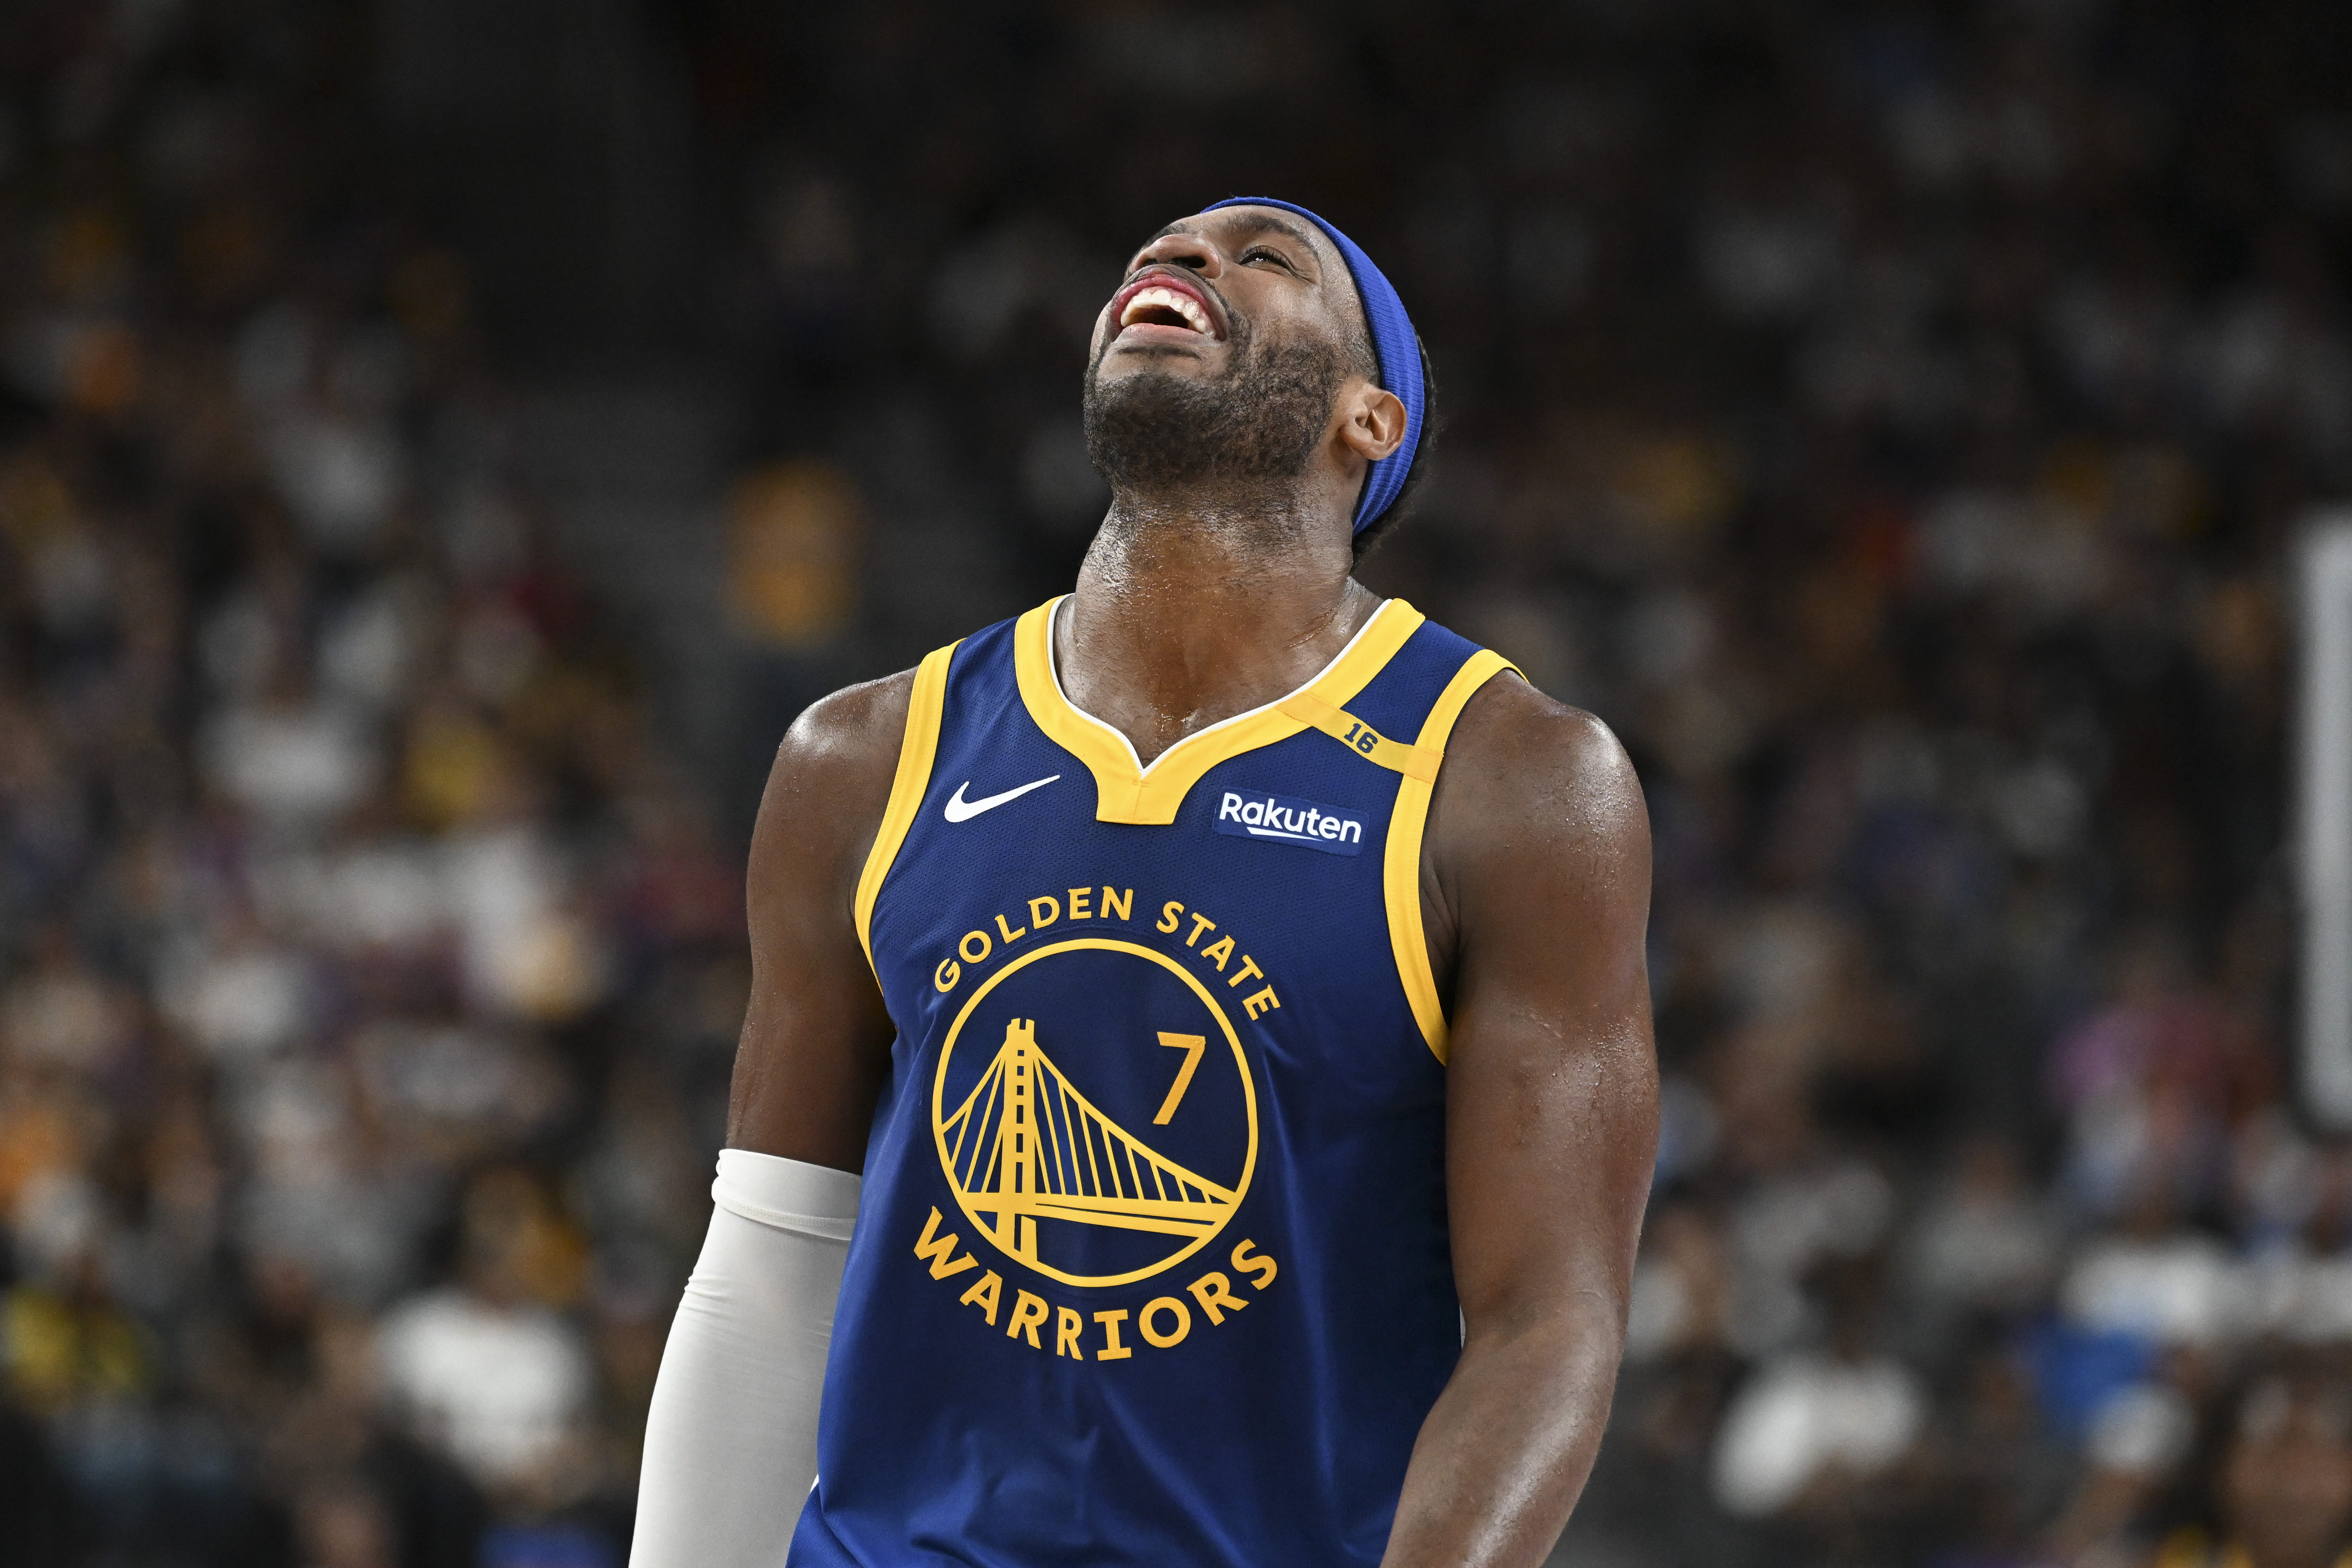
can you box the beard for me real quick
[1081,317,1348,494]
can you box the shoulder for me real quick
[1419,666,1651,1006]
[1434,670,1649,866]
[774,667,919,779]
[750,668,922,896]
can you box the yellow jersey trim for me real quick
[1013,596,1427,825]
[1277,691,1442,782]
[854,640,960,974]
[1383,649,1521,1064]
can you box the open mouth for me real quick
[1109,270,1224,341]
[1120,286,1213,334]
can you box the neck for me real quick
[1058,489,1376,766]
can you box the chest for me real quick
[875,708,1408,1063]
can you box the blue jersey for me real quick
[792,596,1517,1568]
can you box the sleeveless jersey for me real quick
[791,596,1517,1568]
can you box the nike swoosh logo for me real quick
[942,774,1061,823]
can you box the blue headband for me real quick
[1203,197,1424,536]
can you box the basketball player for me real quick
[630,199,1658,1568]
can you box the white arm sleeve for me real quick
[628,1149,860,1568]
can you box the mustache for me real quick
[1093,283,1242,374]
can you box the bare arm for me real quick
[1381,678,1659,1568]
[726,668,913,1171]
[631,673,915,1568]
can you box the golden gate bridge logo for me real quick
[932,938,1256,1288]
[943,1018,1238,1266]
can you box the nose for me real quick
[1128,229,1222,279]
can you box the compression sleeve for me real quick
[628,1149,860,1568]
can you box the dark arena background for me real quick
[2,2,2350,1564]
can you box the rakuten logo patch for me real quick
[1213,789,1367,856]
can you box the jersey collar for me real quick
[1013,595,1425,824]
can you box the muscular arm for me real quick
[1382,678,1659,1568]
[726,670,913,1170]
[629,675,911,1568]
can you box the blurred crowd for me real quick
[4,0,2351,1566]
[0,4,744,1565]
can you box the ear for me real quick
[1336,382,1408,465]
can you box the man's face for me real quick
[1086,207,1366,386]
[1081,207,1372,494]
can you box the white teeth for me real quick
[1119,286,1211,334]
